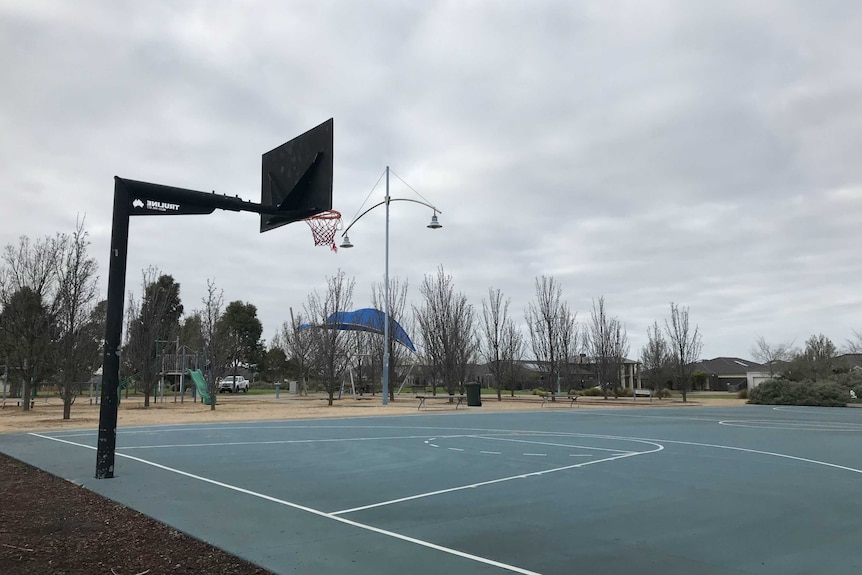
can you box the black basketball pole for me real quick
[95,178,131,478]
[93,178,322,479]
[94,119,332,479]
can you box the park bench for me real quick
[1,397,35,408]
[541,394,579,408]
[633,388,653,401]
[416,394,467,410]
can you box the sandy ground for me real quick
[0,392,747,434]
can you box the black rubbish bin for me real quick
[465,382,482,407]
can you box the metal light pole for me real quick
[382,167,391,405]
[339,166,442,406]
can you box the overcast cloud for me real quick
[1,0,860,361]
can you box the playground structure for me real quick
[186,369,214,405]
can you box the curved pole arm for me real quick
[341,198,442,237]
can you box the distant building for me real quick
[689,357,764,391]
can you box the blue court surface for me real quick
[3,405,862,574]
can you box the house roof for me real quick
[836,353,862,369]
[690,357,763,376]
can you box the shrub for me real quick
[615,387,634,398]
[581,387,604,396]
[660,388,673,398]
[737,388,748,400]
[532,387,547,396]
[748,378,847,407]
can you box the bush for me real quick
[615,387,634,398]
[748,378,847,407]
[737,388,748,400]
[580,387,604,396]
[531,387,547,396]
[659,388,673,398]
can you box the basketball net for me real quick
[304,210,342,252]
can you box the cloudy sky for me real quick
[2,0,860,361]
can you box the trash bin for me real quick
[465,382,482,407]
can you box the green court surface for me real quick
[2,405,861,574]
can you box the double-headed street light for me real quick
[339,166,442,405]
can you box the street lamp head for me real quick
[339,234,354,249]
[427,212,442,229]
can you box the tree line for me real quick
[4,223,859,417]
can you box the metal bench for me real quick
[416,395,467,410]
[541,394,579,408]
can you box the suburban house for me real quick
[835,353,862,371]
[485,357,642,392]
[689,357,764,391]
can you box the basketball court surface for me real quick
[3,405,861,574]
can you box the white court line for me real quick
[118,434,456,450]
[448,448,464,452]
[570,431,862,477]
[47,425,474,439]
[573,411,725,423]
[480,451,502,455]
[331,440,663,515]
[28,433,543,575]
[476,435,631,453]
[522,453,546,457]
[718,420,862,432]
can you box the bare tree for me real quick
[414,266,477,398]
[586,297,626,399]
[750,336,796,376]
[305,270,355,406]
[500,321,526,396]
[0,234,63,410]
[371,277,412,402]
[282,308,315,396]
[525,276,576,397]
[640,321,673,398]
[482,295,528,398]
[199,279,231,409]
[843,330,862,354]
[481,287,515,401]
[608,319,630,397]
[54,221,101,419]
[664,302,703,402]
[557,302,579,394]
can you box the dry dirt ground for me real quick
[0,393,745,574]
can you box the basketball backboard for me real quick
[260,118,334,232]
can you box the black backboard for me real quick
[260,118,334,232]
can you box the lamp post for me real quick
[579,353,586,389]
[339,166,442,405]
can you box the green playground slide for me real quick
[187,369,215,405]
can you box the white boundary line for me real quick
[331,440,663,515]
[28,433,543,575]
[718,420,862,432]
[475,435,631,453]
[595,433,862,476]
[117,434,466,450]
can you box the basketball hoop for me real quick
[304,210,342,252]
